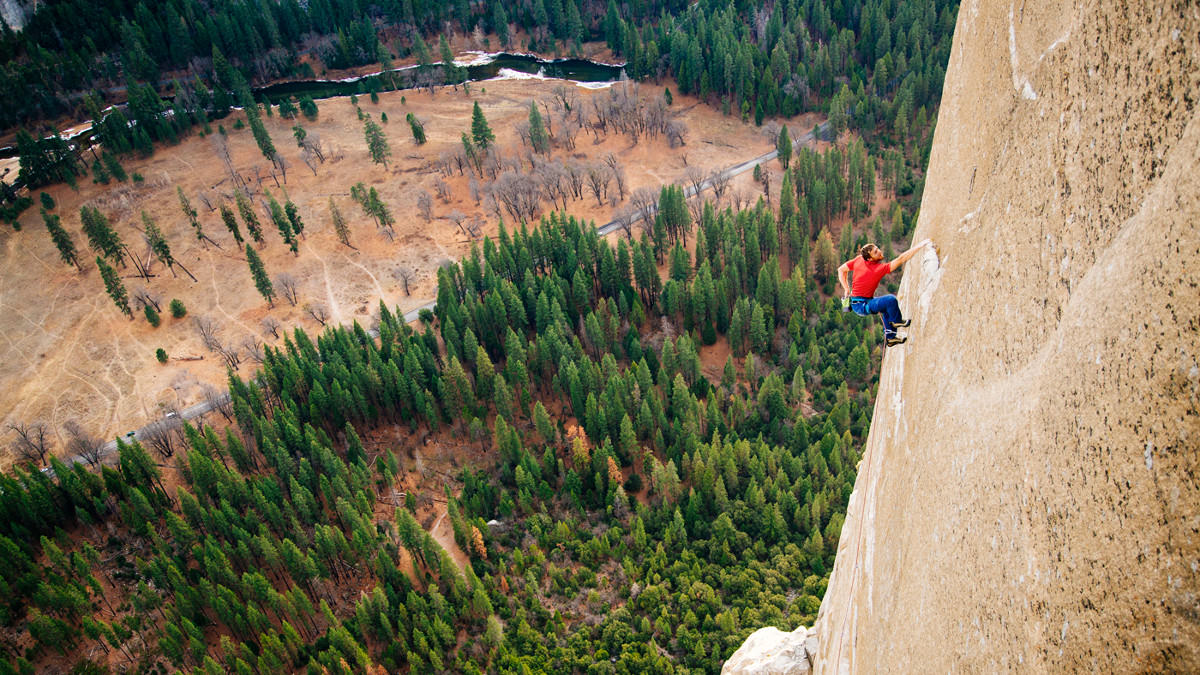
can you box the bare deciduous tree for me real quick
[604,154,627,201]
[732,189,751,212]
[492,170,541,223]
[63,420,104,468]
[305,303,330,326]
[143,410,184,459]
[558,113,581,151]
[684,166,706,196]
[210,134,244,193]
[194,316,221,351]
[710,169,732,202]
[301,130,326,162]
[550,84,578,112]
[269,151,288,186]
[417,191,433,222]
[445,210,468,236]
[261,316,281,339]
[299,146,319,175]
[535,161,568,210]
[241,336,265,364]
[214,339,242,371]
[433,177,451,202]
[586,163,611,206]
[466,215,483,240]
[612,205,637,239]
[275,273,300,306]
[435,151,455,177]
[687,195,706,224]
[394,267,415,296]
[132,287,163,312]
[9,421,51,467]
[563,160,586,201]
[665,120,688,148]
[451,149,469,176]
[631,186,659,231]
[203,384,233,421]
[513,120,532,149]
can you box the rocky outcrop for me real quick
[810,0,1200,672]
[722,626,818,675]
[727,0,1199,672]
[0,0,29,31]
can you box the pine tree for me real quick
[220,205,244,245]
[97,256,132,317]
[363,117,391,168]
[245,244,274,306]
[470,102,495,150]
[284,199,304,238]
[42,209,79,268]
[80,206,125,266]
[142,211,193,280]
[406,113,426,145]
[265,191,297,254]
[235,191,264,245]
[814,228,837,280]
[329,198,350,246]
[177,186,203,244]
[367,188,394,231]
[528,101,550,154]
[777,125,793,169]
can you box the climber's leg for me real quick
[868,295,904,332]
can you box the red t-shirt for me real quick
[848,258,892,297]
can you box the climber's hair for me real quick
[860,244,877,261]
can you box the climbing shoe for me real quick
[885,335,908,347]
[890,319,911,329]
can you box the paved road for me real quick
[75,123,826,469]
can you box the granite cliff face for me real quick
[727,0,1199,672]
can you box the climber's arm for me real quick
[888,239,932,272]
[837,260,853,297]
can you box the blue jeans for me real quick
[850,295,903,337]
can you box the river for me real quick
[0,52,625,164]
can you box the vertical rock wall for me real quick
[811,0,1200,672]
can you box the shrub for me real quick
[418,308,435,324]
[131,172,144,183]
[39,192,55,210]
[155,348,168,363]
[169,299,186,318]
[623,473,643,493]
[299,96,318,120]
[144,305,161,327]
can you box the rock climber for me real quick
[838,238,932,346]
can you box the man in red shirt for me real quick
[837,239,931,346]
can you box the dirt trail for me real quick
[430,509,471,574]
[304,242,346,326]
